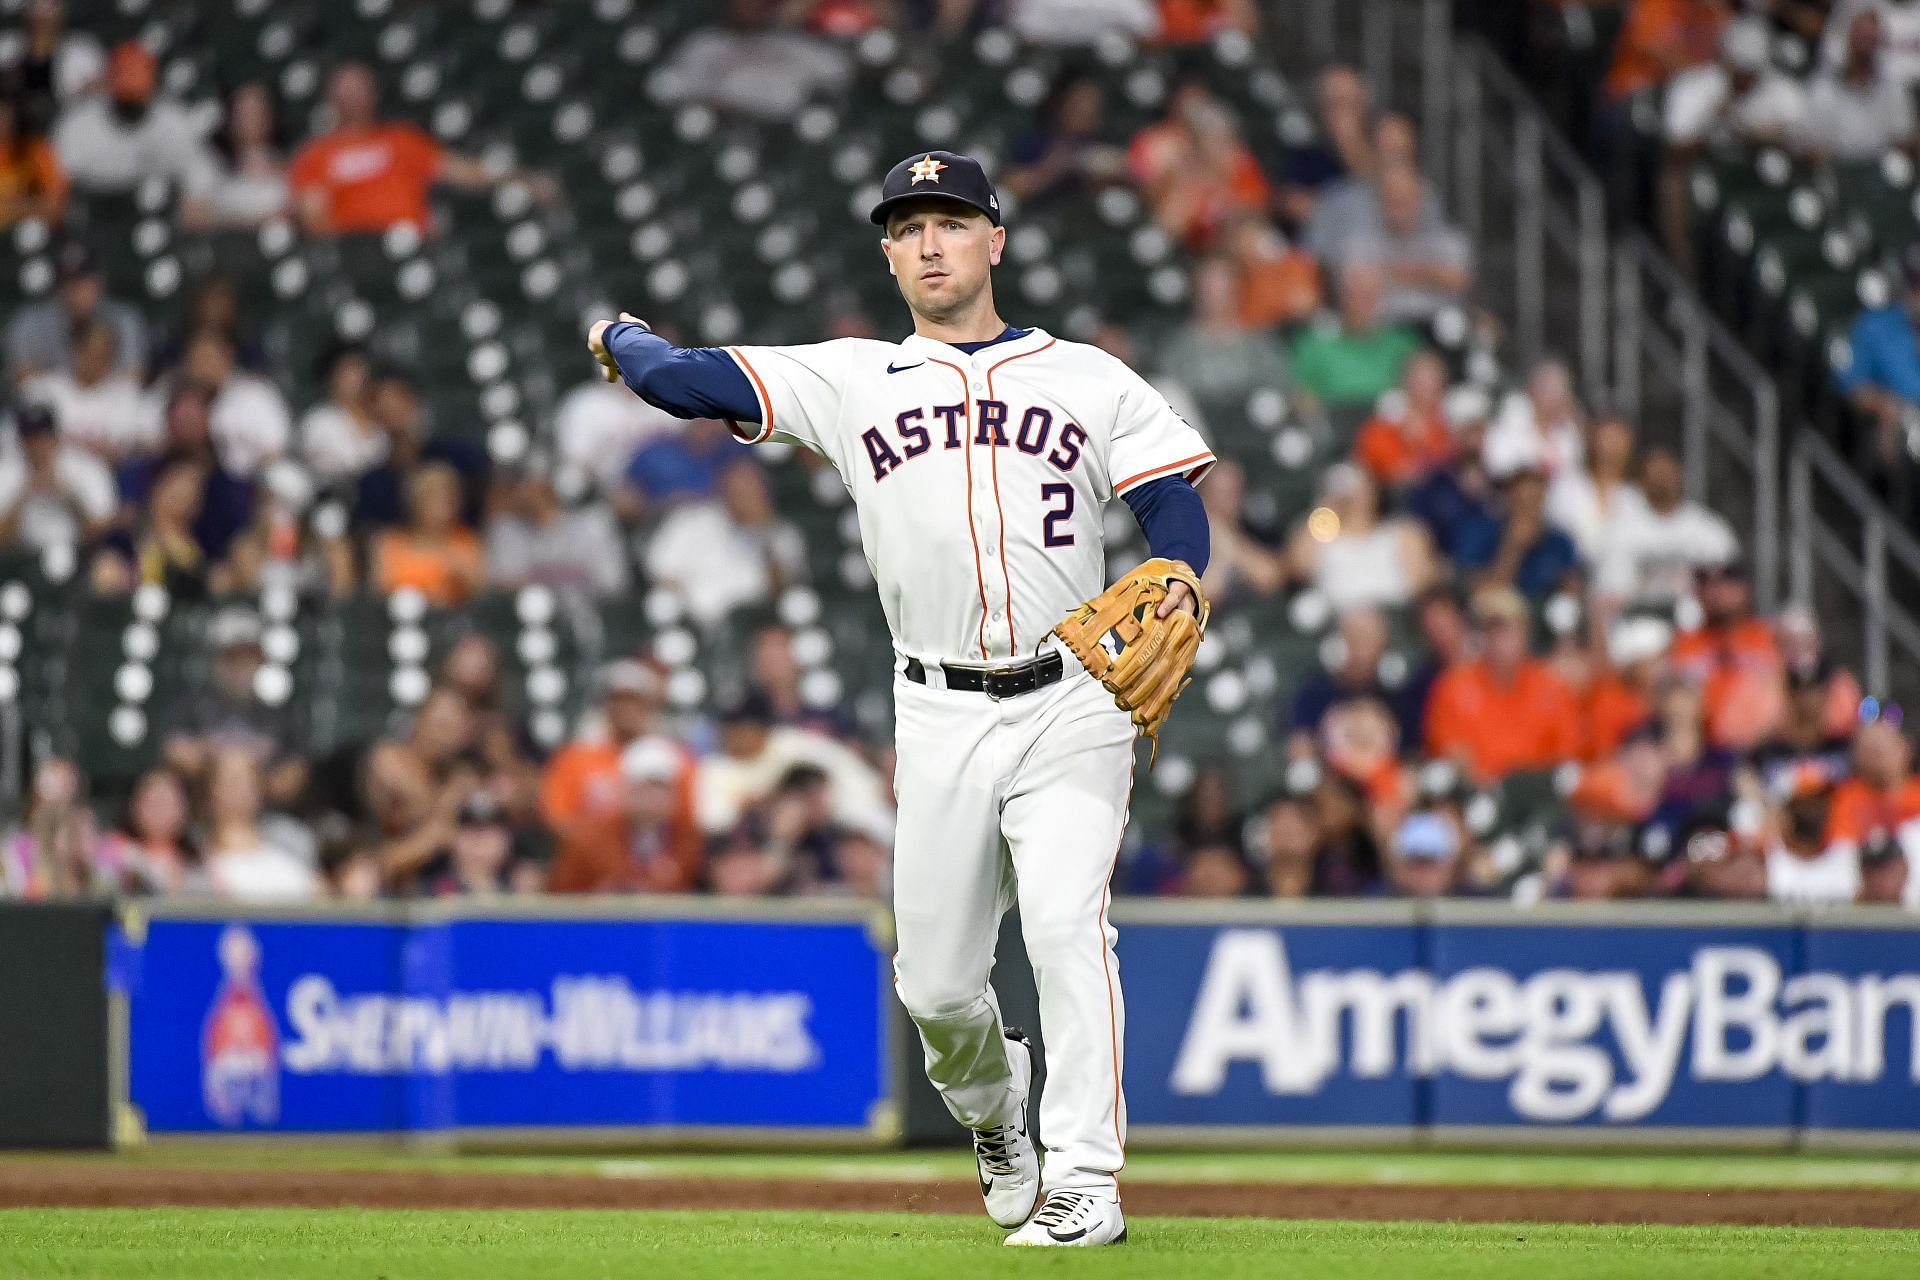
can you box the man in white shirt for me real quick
[552,373,681,496]
[22,316,153,462]
[1664,19,1807,149]
[1482,358,1584,481]
[693,691,893,840]
[643,455,806,625]
[0,402,115,552]
[1348,163,1473,326]
[1801,9,1918,162]
[484,456,631,597]
[51,40,208,194]
[1594,445,1739,604]
[1821,0,1920,87]
[173,329,291,480]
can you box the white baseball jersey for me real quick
[719,327,1214,665]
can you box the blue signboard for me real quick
[1117,909,1920,1134]
[126,911,888,1135]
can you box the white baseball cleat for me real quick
[972,1029,1041,1228]
[1003,1188,1127,1247]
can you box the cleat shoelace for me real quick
[973,1126,1023,1178]
[1030,1191,1091,1227]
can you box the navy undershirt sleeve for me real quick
[1122,475,1210,575]
[603,321,761,424]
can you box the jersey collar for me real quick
[901,326,1052,364]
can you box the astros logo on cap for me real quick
[909,154,947,184]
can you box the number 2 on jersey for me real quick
[1041,482,1075,547]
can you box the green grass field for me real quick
[4,1209,1918,1280]
[5,1150,1919,1279]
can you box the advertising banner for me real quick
[125,907,891,1136]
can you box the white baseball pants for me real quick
[890,656,1134,1192]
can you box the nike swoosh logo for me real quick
[979,1174,993,1196]
[887,362,924,374]
[1047,1226,1090,1242]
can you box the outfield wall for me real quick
[20,899,1920,1148]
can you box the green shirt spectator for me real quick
[1288,259,1420,409]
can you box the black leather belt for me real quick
[904,651,1064,700]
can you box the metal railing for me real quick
[1285,0,1914,696]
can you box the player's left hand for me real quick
[587,311,645,384]
[1157,579,1198,619]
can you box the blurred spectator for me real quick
[360,686,481,889]
[1602,0,1729,102]
[0,401,113,552]
[351,369,488,529]
[1352,350,1453,490]
[554,367,680,500]
[51,40,207,193]
[0,97,66,228]
[1641,675,1737,840]
[437,634,539,807]
[651,0,853,119]
[1173,764,1246,855]
[290,63,552,238]
[1401,586,1470,745]
[298,343,383,488]
[1821,0,1920,85]
[1764,775,1860,905]
[425,791,541,897]
[179,82,289,232]
[1826,718,1920,869]
[750,623,857,739]
[1307,770,1385,894]
[1425,586,1580,782]
[150,274,268,379]
[0,2,104,133]
[486,457,630,597]
[1835,245,1920,453]
[1287,463,1437,610]
[622,415,735,514]
[1196,457,1287,605]
[1551,815,1654,900]
[1776,605,1866,736]
[116,382,253,564]
[1301,112,1422,265]
[1278,65,1372,228]
[196,747,318,901]
[1384,809,1462,897]
[1451,468,1579,600]
[22,316,150,462]
[1177,842,1256,896]
[646,458,806,626]
[1594,446,1739,605]
[220,463,355,600]
[1223,213,1321,328]
[105,768,198,896]
[1128,79,1273,247]
[1546,415,1639,565]
[1348,165,1472,326]
[0,756,120,898]
[1659,18,1805,272]
[1799,10,1916,162]
[549,734,703,893]
[1483,358,1584,482]
[1671,560,1784,749]
[1319,695,1411,829]
[1286,605,1396,755]
[541,660,688,852]
[1582,614,1670,763]
[1749,662,1855,795]
[162,606,307,806]
[172,327,292,480]
[1159,255,1288,406]
[694,692,893,839]
[1256,791,1318,897]
[373,462,482,606]
[1287,260,1420,410]
[6,241,146,382]
[1003,70,1128,206]
[95,451,217,598]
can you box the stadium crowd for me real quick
[0,0,1912,911]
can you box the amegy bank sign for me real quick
[1119,918,1920,1132]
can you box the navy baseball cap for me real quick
[869,150,1002,227]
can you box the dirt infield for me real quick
[2,1165,1916,1228]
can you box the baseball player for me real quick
[587,150,1213,1246]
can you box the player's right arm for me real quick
[588,314,845,455]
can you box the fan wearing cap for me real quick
[4,240,147,384]
[1668,558,1784,749]
[161,606,306,808]
[427,790,542,897]
[0,400,115,554]
[539,659,694,853]
[484,451,631,598]
[1424,586,1580,784]
[586,147,1220,1246]
[1824,718,1920,908]
[548,734,702,894]
[49,40,207,195]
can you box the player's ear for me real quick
[988,225,1006,267]
[880,237,897,277]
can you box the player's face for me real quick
[881,203,1004,322]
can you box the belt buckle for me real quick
[985,670,1009,701]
